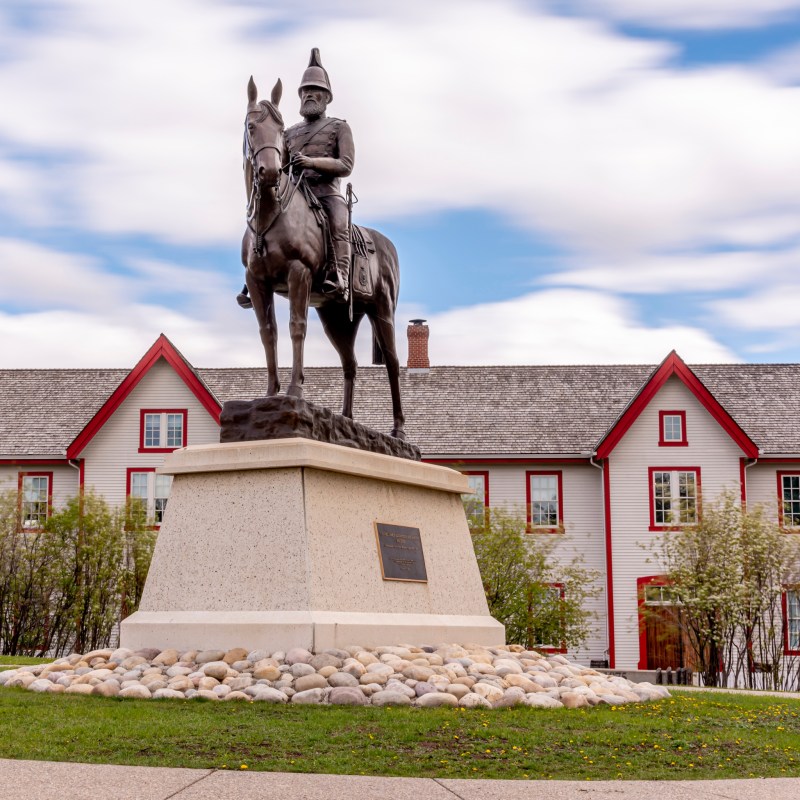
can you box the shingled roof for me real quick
[3,358,799,458]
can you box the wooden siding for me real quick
[608,375,746,669]
[81,359,220,507]
[454,461,608,665]
[0,464,79,511]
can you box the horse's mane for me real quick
[250,100,284,127]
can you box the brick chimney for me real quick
[407,319,430,371]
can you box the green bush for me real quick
[0,491,155,657]
[469,508,598,652]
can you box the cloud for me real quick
[545,247,800,294]
[558,0,800,29]
[3,0,799,262]
[422,289,736,364]
[711,285,800,331]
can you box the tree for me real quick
[655,489,800,689]
[0,490,156,657]
[469,508,599,652]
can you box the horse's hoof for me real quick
[236,292,253,309]
[390,428,406,440]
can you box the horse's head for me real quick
[244,77,284,190]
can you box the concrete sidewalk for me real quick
[1,759,799,800]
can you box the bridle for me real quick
[244,101,304,256]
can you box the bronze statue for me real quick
[239,51,406,439]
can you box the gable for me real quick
[66,335,221,460]
[595,351,758,459]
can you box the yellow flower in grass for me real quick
[240,764,248,770]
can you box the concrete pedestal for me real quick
[121,438,504,652]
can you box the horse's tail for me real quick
[372,334,384,365]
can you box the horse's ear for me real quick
[271,78,282,107]
[247,75,257,103]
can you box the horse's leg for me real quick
[285,260,312,398]
[317,303,365,418]
[245,270,280,395]
[368,296,405,439]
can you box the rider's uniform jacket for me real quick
[284,117,354,197]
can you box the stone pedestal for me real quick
[120,438,504,652]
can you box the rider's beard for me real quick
[301,98,326,119]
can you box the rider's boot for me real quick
[321,240,351,303]
[236,284,253,309]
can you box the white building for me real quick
[2,330,799,670]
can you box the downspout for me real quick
[589,454,611,666]
[742,454,761,509]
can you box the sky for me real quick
[2,0,800,369]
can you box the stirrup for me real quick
[236,291,253,309]
[321,276,348,302]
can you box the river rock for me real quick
[202,661,229,680]
[120,685,152,699]
[329,687,368,706]
[285,647,313,665]
[327,671,359,688]
[292,688,326,704]
[195,650,225,665]
[294,673,329,692]
[416,692,458,708]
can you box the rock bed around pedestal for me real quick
[0,643,670,708]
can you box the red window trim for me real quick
[138,409,188,453]
[648,466,702,531]
[462,470,490,508]
[534,582,567,654]
[17,471,54,531]
[637,575,673,670]
[776,472,800,533]
[659,410,687,447]
[525,470,564,534]
[782,587,800,656]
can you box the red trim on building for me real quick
[17,470,54,530]
[658,410,687,447]
[138,409,188,453]
[636,575,671,670]
[0,459,69,466]
[425,458,589,466]
[777,471,800,532]
[525,470,564,533]
[462,471,490,509]
[783,588,800,656]
[596,351,758,459]
[603,459,615,669]
[647,466,702,531]
[66,334,221,460]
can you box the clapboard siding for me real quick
[746,461,800,525]
[452,461,608,664]
[81,359,220,507]
[609,375,745,668]
[0,464,80,511]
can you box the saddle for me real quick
[299,182,377,299]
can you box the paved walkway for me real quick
[1,759,799,800]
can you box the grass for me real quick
[0,689,799,779]
[0,656,53,671]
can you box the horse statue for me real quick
[242,77,405,439]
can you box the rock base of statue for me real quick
[120,438,504,652]
[219,395,421,461]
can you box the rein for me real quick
[244,102,304,256]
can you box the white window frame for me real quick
[462,472,488,526]
[650,468,699,528]
[139,410,186,452]
[128,470,173,525]
[20,473,50,529]
[779,473,800,529]
[787,589,800,654]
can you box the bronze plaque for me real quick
[374,522,427,583]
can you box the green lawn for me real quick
[0,656,53,671]
[0,688,798,779]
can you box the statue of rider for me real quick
[237,48,354,308]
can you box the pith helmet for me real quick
[299,47,333,99]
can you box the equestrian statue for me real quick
[238,49,406,439]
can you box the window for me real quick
[659,410,687,446]
[786,589,800,655]
[649,468,700,529]
[127,468,173,524]
[139,409,187,452]
[526,471,563,532]
[778,473,800,529]
[461,471,488,526]
[18,472,52,529]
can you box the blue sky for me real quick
[2,0,800,368]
